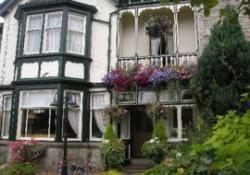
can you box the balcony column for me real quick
[135,7,139,64]
[173,4,179,65]
[192,7,199,54]
[177,105,182,140]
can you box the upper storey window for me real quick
[43,12,63,53]
[67,13,86,54]
[24,14,44,54]
[15,1,97,57]
[24,12,63,55]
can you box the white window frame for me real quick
[66,12,86,55]
[42,11,63,53]
[17,90,57,141]
[63,90,83,141]
[165,104,196,142]
[1,94,12,139]
[24,14,44,55]
[89,90,110,141]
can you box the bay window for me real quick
[43,12,63,53]
[1,95,12,139]
[67,13,86,54]
[18,90,57,140]
[23,11,86,55]
[90,92,110,141]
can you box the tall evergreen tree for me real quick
[192,5,250,124]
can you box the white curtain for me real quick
[67,109,79,135]
[67,13,85,54]
[44,12,62,52]
[20,90,56,108]
[92,94,109,133]
[25,15,43,53]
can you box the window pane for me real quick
[90,93,110,139]
[40,61,59,77]
[46,12,62,28]
[68,14,85,31]
[43,12,62,52]
[66,109,80,139]
[26,31,42,53]
[27,15,43,30]
[21,62,39,79]
[67,13,85,54]
[21,109,56,138]
[24,14,43,54]
[2,96,12,138]
[67,31,84,54]
[65,61,85,79]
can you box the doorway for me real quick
[131,108,153,158]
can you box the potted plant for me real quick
[145,16,172,55]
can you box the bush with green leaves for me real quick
[191,5,250,124]
[142,120,168,163]
[1,163,37,175]
[100,124,125,169]
[190,110,250,174]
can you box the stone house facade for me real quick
[0,0,249,171]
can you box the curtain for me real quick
[92,94,109,133]
[20,90,56,108]
[25,15,43,53]
[67,13,85,54]
[44,12,62,52]
[67,109,79,135]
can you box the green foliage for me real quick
[102,169,122,175]
[101,124,125,169]
[191,6,250,123]
[0,163,37,175]
[100,140,125,169]
[142,120,168,163]
[190,111,250,174]
[153,120,167,141]
[103,124,117,140]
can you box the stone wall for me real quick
[197,0,250,55]
[0,141,103,173]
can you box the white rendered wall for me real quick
[0,1,26,85]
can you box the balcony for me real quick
[110,2,198,71]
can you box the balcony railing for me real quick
[118,52,197,70]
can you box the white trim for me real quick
[23,14,44,55]
[17,90,57,141]
[66,12,86,55]
[63,90,83,141]
[1,94,12,139]
[42,11,63,53]
[89,91,110,141]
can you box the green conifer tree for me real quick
[192,5,250,124]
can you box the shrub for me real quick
[191,110,250,174]
[8,140,46,163]
[191,5,250,124]
[103,124,117,140]
[142,120,168,163]
[101,124,125,169]
[7,163,37,175]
